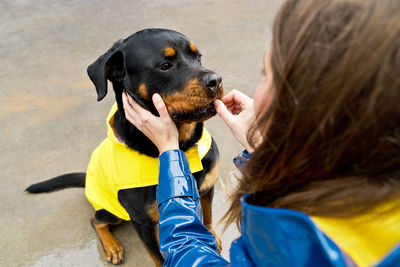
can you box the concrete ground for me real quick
[0,0,284,266]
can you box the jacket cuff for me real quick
[233,149,253,174]
[157,150,199,205]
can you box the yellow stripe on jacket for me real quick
[85,103,212,221]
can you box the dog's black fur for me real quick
[26,28,223,265]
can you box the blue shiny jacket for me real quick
[156,150,400,267]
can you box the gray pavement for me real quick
[0,0,284,266]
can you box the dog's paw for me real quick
[91,218,124,264]
[103,239,124,265]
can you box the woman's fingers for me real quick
[124,92,152,117]
[214,99,235,126]
[121,92,179,154]
[122,92,150,129]
[221,91,235,103]
[123,92,174,129]
[221,89,253,114]
[122,93,138,124]
[122,92,130,109]
[152,94,171,120]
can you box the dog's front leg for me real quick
[130,219,163,267]
[91,209,124,264]
[119,188,164,267]
[200,186,222,253]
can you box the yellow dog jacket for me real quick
[85,103,212,221]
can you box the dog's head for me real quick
[87,28,224,123]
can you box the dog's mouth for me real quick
[124,88,220,123]
[163,78,224,123]
[170,101,217,123]
[127,77,224,123]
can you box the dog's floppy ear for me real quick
[87,39,125,101]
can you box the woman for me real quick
[122,0,400,265]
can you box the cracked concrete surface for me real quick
[0,0,284,266]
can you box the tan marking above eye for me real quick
[189,42,197,53]
[138,83,149,99]
[163,47,176,57]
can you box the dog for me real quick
[26,28,224,266]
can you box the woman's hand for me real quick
[122,92,179,155]
[214,89,257,152]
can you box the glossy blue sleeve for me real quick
[156,150,230,266]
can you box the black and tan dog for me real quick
[26,28,223,266]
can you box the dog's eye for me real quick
[159,62,172,71]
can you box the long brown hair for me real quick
[225,0,400,228]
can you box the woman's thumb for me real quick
[214,99,234,125]
[152,94,169,118]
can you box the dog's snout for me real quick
[202,73,222,97]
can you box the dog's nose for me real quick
[203,73,222,97]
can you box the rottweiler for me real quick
[26,28,224,266]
